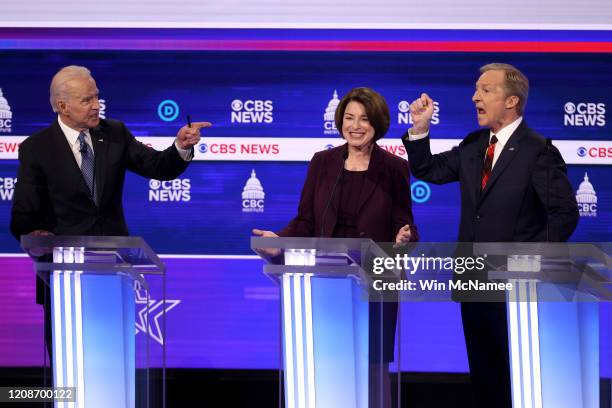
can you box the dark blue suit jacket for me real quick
[11,118,189,238]
[10,118,190,303]
[403,121,578,243]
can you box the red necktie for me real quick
[481,135,498,190]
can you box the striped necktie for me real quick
[481,134,498,190]
[77,131,97,204]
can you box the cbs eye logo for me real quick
[149,179,162,189]
[398,101,411,113]
[231,100,243,111]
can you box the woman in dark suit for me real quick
[253,87,417,407]
[253,87,417,243]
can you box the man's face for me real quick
[57,76,100,130]
[472,70,516,133]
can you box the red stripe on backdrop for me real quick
[3,39,612,52]
[122,40,612,52]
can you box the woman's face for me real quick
[342,101,375,150]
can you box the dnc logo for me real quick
[157,100,180,122]
[411,181,431,203]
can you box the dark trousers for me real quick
[369,363,392,408]
[461,302,512,408]
[369,300,396,407]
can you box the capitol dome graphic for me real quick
[242,169,265,200]
[324,90,340,122]
[576,172,597,217]
[323,90,341,135]
[242,169,265,213]
[0,88,12,120]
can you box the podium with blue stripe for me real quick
[480,243,612,408]
[252,237,396,408]
[22,236,165,408]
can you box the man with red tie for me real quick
[402,63,578,407]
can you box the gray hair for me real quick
[480,63,529,115]
[49,65,92,112]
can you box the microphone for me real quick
[320,149,348,238]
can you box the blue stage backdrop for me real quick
[0,48,610,372]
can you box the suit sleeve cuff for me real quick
[405,129,429,142]
[174,141,193,161]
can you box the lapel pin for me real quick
[509,147,515,151]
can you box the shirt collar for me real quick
[490,116,522,147]
[57,115,90,147]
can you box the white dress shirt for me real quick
[58,115,93,168]
[486,117,522,168]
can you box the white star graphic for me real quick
[134,280,181,346]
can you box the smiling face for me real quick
[57,76,101,131]
[341,101,376,151]
[472,69,519,133]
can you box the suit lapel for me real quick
[479,121,527,201]
[319,144,346,236]
[90,126,108,206]
[322,143,346,199]
[51,121,93,198]
[356,144,384,214]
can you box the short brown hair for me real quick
[334,87,390,141]
[480,63,530,115]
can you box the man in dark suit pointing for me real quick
[10,65,210,360]
[11,65,210,240]
[402,63,579,407]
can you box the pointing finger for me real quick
[191,121,212,130]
